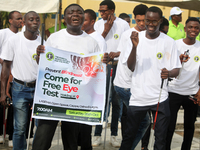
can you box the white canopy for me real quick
[127,0,200,11]
[0,0,59,13]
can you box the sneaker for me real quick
[5,134,9,140]
[8,140,13,148]
[0,135,3,144]
[102,121,106,129]
[118,121,121,129]
[92,136,101,147]
[110,136,120,148]
[29,138,33,145]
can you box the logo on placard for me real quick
[194,56,200,62]
[46,52,54,61]
[157,52,163,59]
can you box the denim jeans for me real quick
[12,80,35,150]
[94,63,120,136]
[114,85,150,150]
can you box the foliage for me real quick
[0,11,10,29]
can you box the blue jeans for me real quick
[94,63,120,136]
[12,80,35,150]
[114,85,150,150]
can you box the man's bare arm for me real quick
[0,60,12,105]
[161,68,180,79]
[127,31,138,72]
[36,45,45,64]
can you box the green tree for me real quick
[0,11,9,29]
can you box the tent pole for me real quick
[188,10,191,18]
[54,0,59,33]
[59,0,62,30]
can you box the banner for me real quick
[32,46,106,125]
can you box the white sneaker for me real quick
[110,136,120,148]
[118,121,121,129]
[29,138,33,145]
[5,134,9,140]
[102,121,106,129]
[92,136,101,147]
[8,140,13,148]
[0,135,3,144]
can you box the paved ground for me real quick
[1,109,200,150]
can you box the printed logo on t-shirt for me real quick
[114,34,119,40]
[194,56,200,62]
[32,53,37,60]
[157,52,163,60]
[46,52,55,61]
[180,29,182,32]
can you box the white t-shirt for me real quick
[90,31,106,52]
[127,31,181,106]
[1,32,40,82]
[46,29,100,54]
[21,26,25,33]
[113,27,137,88]
[168,39,200,95]
[0,28,16,78]
[94,17,130,59]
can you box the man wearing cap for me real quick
[167,6,185,40]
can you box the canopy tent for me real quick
[0,0,59,13]
[0,0,61,32]
[127,0,200,11]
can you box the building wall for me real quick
[44,0,200,30]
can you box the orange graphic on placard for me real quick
[70,55,104,77]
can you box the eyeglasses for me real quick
[144,19,161,26]
[98,9,109,13]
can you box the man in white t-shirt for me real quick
[82,9,106,53]
[80,8,107,149]
[118,13,130,26]
[166,17,200,150]
[0,11,23,93]
[120,7,181,150]
[0,11,22,145]
[113,4,150,150]
[93,0,130,147]
[0,11,41,150]
[32,4,108,150]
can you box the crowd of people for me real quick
[0,0,200,150]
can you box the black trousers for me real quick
[120,99,170,150]
[142,111,151,148]
[78,124,92,150]
[166,92,198,150]
[32,120,81,150]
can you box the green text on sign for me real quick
[66,110,101,118]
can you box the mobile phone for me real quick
[189,95,197,102]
